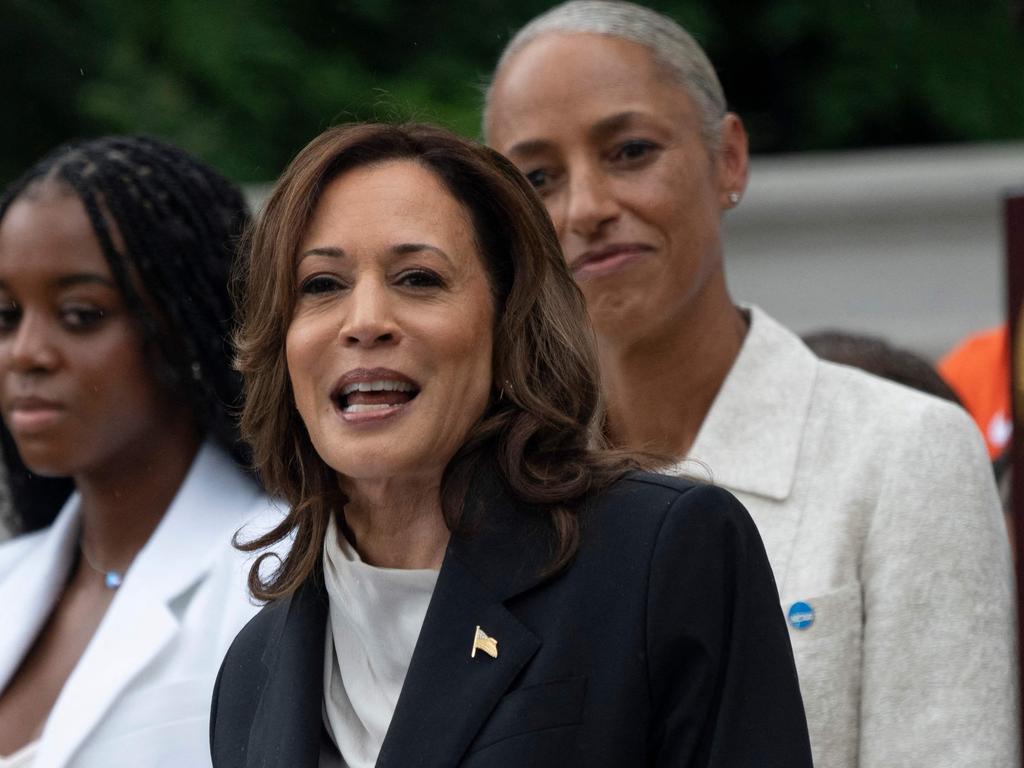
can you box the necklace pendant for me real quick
[104,570,123,590]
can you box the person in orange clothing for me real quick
[940,324,1011,459]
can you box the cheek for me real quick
[284,321,322,415]
[438,310,494,415]
[95,332,159,404]
[544,195,569,244]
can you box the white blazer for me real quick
[0,443,283,768]
[685,307,1019,768]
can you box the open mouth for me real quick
[333,379,420,415]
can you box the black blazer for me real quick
[210,472,812,767]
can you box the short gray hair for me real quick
[485,0,727,149]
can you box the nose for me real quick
[563,163,620,239]
[6,311,59,373]
[338,278,400,349]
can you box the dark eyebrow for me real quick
[296,243,453,265]
[54,274,116,289]
[0,273,116,293]
[505,138,554,159]
[588,111,645,141]
[391,243,452,264]
[297,246,346,262]
[505,111,648,159]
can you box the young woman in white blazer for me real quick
[485,3,1018,766]
[0,136,281,767]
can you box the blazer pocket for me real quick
[783,581,863,645]
[782,582,863,760]
[468,675,587,754]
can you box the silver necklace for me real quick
[79,542,128,590]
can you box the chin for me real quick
[320,444,417,483]
[15,453,78,478]
[585,293,646,340]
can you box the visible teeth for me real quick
[341,380,414,396]
[344,403,397,413]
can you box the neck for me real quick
[599,281,747,458]
[340,475,450,570]
[75,420,201,575]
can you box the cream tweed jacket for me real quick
[681,307,1018,768]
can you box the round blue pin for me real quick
[787,601,815,630]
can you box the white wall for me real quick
[723,142,1024,359]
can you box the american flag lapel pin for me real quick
[471,625,499,659]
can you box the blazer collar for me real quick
[30,443,261,768]
[253,469,548,767]
[687,306,818,501]
[0,501,79,693]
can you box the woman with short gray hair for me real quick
[486,2,1018,766]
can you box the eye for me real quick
[525,168,550,190]
[299,274,345,295]
[397,269,445,289]
[0,302,19,333]
[60,305,106,331]
[610,139,660,165]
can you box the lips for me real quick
[569,242,652,279]
[5,395,66,433]
[331,368,420,419]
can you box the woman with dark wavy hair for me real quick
[0,136,279,767]
[210,122,811,768]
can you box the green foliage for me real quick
[2,0,1022,185]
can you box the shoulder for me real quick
[814,359,983,455]
[210,594,287,764]
[219,591,291,671]
[202,494,292,611]
[598,470,752,517]
[586,472,760,563]
[213,578,324,715]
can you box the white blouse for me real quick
[320,515,439,768]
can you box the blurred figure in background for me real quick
[803,330,962,404]
[939,323,1011,459]
[0,136,279,767]
[485,2,1018,766]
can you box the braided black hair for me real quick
[0,135,251,534]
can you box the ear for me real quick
[716,113,749,210]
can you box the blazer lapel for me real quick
[0,499,79,693]
[377,473,550,768]
[38,443,263,767]
[686,306,818,589]
[38,581,179,767]
[246,579,329,768]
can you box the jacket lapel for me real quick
[0,500,79,693]
[377,473,549,767]
[37,444,263,768]
[39,581,180,767]
[246,580,328,768]
[686,306,818,588]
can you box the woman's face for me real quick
[487,33,746,345]
[286,160,495,490]
[0,189,185,478]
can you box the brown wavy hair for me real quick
[235,123,646,600]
